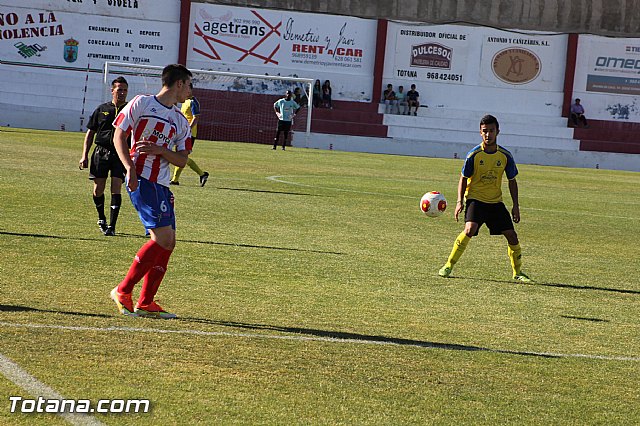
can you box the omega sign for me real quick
[492,47,541,84]
[411,43,452,69]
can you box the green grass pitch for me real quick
[0,127,638,424]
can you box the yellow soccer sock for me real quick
[446,232,470,268]
[508,243,522,276]
[172,166,184,182]
[187,158,204,176]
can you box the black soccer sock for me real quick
[283,132,289,147]
[109,194,122,228]
[93,194,106,222]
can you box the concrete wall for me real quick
[303,133,640,172]
[204,0,640,37]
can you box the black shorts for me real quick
[464,199,514,236]
[277,120,292,132]
[89,145,125,180]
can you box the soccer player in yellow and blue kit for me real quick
[171,95,209,186]
[439,114,532,282]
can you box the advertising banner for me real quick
[383,22,567,115]
[574,35,640,122]
[0,0,179,22]
[583,39,640,96]
[0,5,179,70]
[390,24,470,85]
[187,3,377,100]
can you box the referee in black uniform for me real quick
[79,76,129,236]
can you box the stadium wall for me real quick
[201,0,640,38]
[0,0,639,168]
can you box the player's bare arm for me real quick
[113,127,137,192]
[79,129,96,169]
[454,174,467,222]
[135,140,189,169]
[508,178,520,223]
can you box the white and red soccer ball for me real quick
[420,191,447,217]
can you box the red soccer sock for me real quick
[117,240,166,294]
[137,246,172,306]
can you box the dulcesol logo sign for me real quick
[411,42,452,69]
[492,47,540,84]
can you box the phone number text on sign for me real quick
[426,72,463,82]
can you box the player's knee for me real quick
[503,230,519,245]
[93,181,106,196]
[463,223,477,237]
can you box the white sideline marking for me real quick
[0,321,638,363]
[0,353,105,426]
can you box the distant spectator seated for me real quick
[570,98,589,128]
[395,85,407,115]
[293,87,308,114]
[383,84,398,114]
[406,84,420,116]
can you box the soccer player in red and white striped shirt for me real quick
[110,64,193,319]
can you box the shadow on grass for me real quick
[560,315,609,323]
[178,316,559,359]
[0,304,112,319]
[0,230,344,255]
[524,281,640,295]
[116,233,344,255]
[458,275,640,296]
[215,186,322,196]
[0,230,99,242]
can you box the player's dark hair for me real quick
[480,114,499,131]
[111,76,128,87]
[161,64,192,88]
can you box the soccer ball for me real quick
[420,191,447,217]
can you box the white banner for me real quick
[573,35,640,122]
[0,5,179,70]
[187,3,377,101]
[383,22,567,115]
[0,0,179,22]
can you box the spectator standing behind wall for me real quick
[312,79,322,108]
[570,98,589,128]
[407,84,420,116]
[383,84,398,114]
[322,80,333,109]
[395,85,407,115]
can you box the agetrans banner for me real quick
[187,3,377,101]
